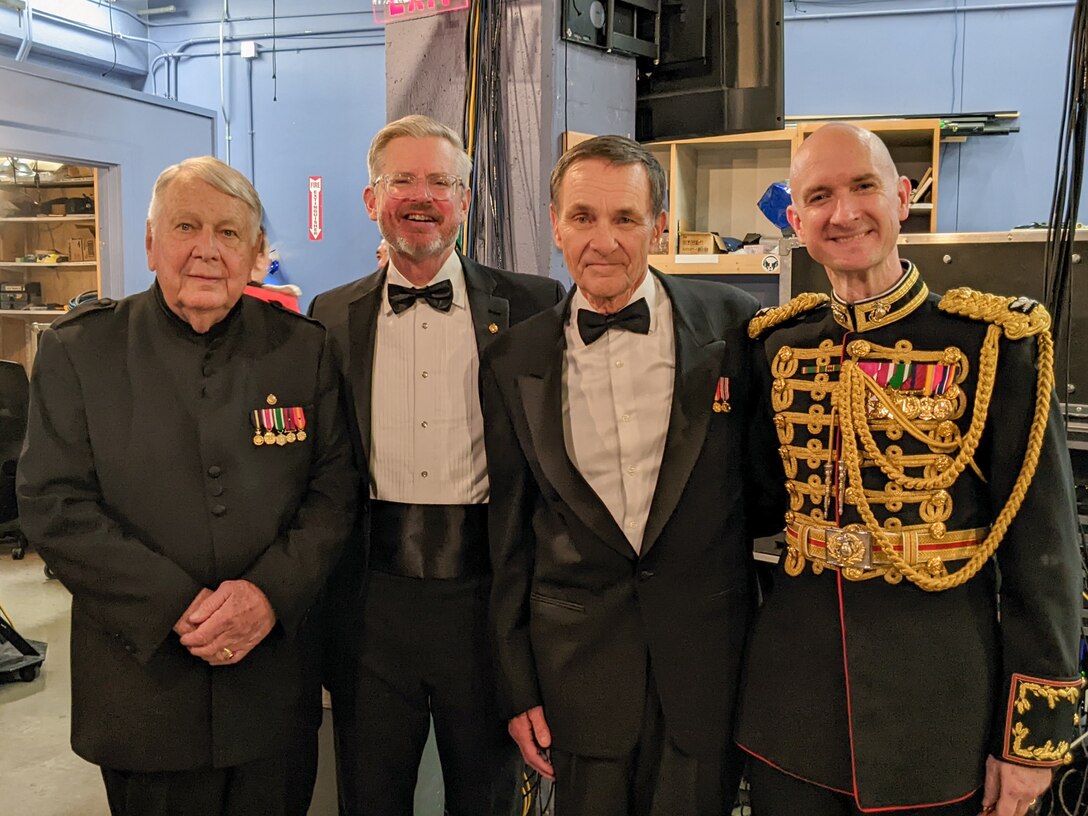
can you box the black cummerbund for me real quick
[369,501,490,579]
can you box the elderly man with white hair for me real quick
[18,155,356,816]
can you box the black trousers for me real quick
[284,684,322,816]
[551,669,743,816]
[284,600,326,816]
[747,758,985,816]
[331,571,514,816]
[101,756,285,816]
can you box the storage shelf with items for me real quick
[0,261,97,268]
[645,128,799,276]
[0,215,96,224]
[0,158,101,372]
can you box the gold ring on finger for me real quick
[221,647,234,660]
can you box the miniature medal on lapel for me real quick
[713,377,732,413]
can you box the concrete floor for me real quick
[0,548,447,816]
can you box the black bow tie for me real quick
[387,279,454,315]
[576,299,651,345]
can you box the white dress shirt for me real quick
[370,253,489,504]
[563,271,675,552]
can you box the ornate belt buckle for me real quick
[824,525,873,570]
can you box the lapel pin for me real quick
[488,322,499,334]
[266,393,278,405]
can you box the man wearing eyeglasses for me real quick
[308,114,564,816]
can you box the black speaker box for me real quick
[636,0,783,141]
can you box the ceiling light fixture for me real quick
[136,5,178,16]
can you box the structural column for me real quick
[384,1,636,280]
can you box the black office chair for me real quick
[0,360,29,560]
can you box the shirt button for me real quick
[202,366,212,376]
[211,504,227,517]
[627,520,638,529]
[615,360,624,368]
[421,471,429,478]
[207,466,222,478]
[639,570,655,581]
[421,421,428,429]
[210,484,224,497]
[622,414,631,422]
[627,465,637,474]
[421,371,429,379]
[422,322,429,329]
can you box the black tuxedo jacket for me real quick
[308,253,564,686]
[481,271,786,758]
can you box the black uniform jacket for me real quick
[482,271,786,759]
[307,253,564,688]
[737,266,1083,811]
[16,285,357,772]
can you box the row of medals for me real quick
[865,386,959,421]
[252,396,306,447]
[254,427,306,447]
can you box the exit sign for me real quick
[373,0,471,24]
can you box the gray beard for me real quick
[380,228,457,262]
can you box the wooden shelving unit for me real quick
[0,215,96,224]
[0,164,101,371]
[0,262,97,268]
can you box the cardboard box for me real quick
[83,238,97,261]
[67,238,84,262]
[678,231,728,254]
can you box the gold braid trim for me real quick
[749,293,831,339]
[851,327,999,490]
[1010,723,1071,764]
[837,329,1055,591]
[939,288,1052,340]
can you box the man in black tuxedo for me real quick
[481,135,785,815]
[308,114,563,816]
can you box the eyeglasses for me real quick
[373,173,465,201]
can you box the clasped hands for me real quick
[172,580,276,666]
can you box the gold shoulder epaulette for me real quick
[938,288,1051,341]
[748,292,830,339]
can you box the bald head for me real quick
[791,123,900,191]
[786,123,912,293]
